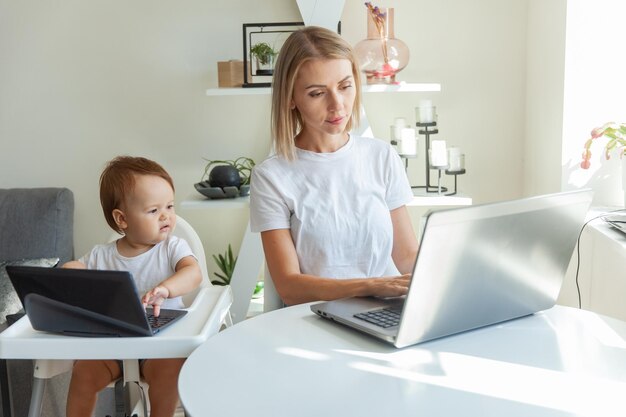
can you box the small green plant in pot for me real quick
[201,157,255,187]
[211,244,264,296]
[211,244,236,286]
[250,42,277,75]
[196,157,255,199]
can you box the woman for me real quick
[250,26,418,306]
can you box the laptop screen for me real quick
[395,189,593,347]
[6,266,148,329]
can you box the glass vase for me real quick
[354,7,410,84]
[255,55,275,76]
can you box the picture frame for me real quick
[242,22,305,88]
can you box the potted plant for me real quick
[580,122,626,169]
[202,156,255,186]
[211,244,236,286]
[580,121,626,206]
[211,244,264,297]
[195,156,255,199]
[250,42,277,75]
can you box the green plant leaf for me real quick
[253,281,264,295]
[211,272,230,286]
[211,244,238,286]
[250,42,277,65]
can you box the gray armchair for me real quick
[0,188,74,417]
[0,188,74,265]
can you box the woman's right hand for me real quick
[263,229,416,305]
[366,274,411,298]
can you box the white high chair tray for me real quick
[0,285,232,360]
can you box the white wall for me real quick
[343,0,528,205]
[523,0,626,205]
[523,0,567,196]
[561,0,626,207]
[0,0,530,279]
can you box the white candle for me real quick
[393,117,406,142]
[430,140,447,167]
[448,147,463,171]
[400,127,417,155]
[417,100,434,123]
[389,125,397,143]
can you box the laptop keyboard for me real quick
[354,307,402,328]
[146,313,176,329]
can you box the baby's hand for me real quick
[142,285,170,317]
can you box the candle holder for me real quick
[414,121,449,193]
[443,149,465,195]
[391,118,418,175]
[444,168,465,196]
[395,118,466,196]
[396,147,419,173]
[434,166,447,195]
[408,122,467,196]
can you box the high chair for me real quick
[0,215,232,417]
[108,215,232,417]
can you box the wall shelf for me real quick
[181,193,250,209]
[206,82,441,96]
[181,188,467,210]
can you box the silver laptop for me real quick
[604,214,626,235]
[311,190,593,348]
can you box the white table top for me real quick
[0,285,232,360]
[179,304,626,417]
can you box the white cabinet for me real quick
[559,209,626,321]
[180,196,261,324]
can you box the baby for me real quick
[63,155,202,417]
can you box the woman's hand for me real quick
[366,274,411,298]
[142,285,170,317]
[262,228,415,305]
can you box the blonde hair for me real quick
[271,26,362,160]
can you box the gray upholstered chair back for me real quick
[0,187,75,417]
[0,188,74,264]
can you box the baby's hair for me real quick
[100,156,174,234]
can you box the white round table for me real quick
[179,304,626,417]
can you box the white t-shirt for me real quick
[78,235,195,309]
[250,135,413,279]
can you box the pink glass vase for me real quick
[354,7,410,84]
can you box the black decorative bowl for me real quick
[194,182,250,199]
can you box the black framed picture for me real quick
[242,22,305,88]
